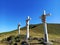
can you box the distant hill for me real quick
[0,24,60,45]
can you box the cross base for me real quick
[43,41,53,45]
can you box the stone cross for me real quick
[26,16,31,40]
[40,10,51,44]
[18,23,20,36]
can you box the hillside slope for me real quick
[0,24,60,45]
[0,24,60,40]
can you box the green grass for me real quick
[0,23,60,45]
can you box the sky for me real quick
[0,0,60,33]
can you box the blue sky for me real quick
[0,0,60,32]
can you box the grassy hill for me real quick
[0,24,60,45]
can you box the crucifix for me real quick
[26,16,31,40]
[40,10,51,45]
[18,23,20,36]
